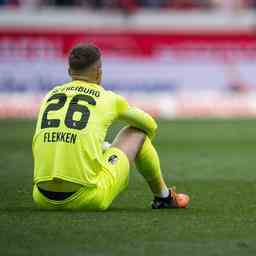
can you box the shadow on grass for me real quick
[0,205,196,215]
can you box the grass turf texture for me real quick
[0,119,256,255]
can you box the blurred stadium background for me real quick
[1,0,256,118]
[2,2,256,255]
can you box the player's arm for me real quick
[116,96,157,139]
[120,107,157,139]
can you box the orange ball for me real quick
[176,193,190,208]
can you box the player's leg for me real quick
[95,146,130,210]
[112,126,145,164]
[112,126,190,209]
[112,126,168,197]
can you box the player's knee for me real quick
[112,126,146,165]
[123,125,146,137]
[116,126,146,148]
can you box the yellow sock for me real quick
[135,136,169,197]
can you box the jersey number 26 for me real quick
[41,93,96,130]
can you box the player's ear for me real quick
[95,61,102,84]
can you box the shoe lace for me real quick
[170,186,177,201]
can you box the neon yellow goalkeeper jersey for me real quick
[33,80,157,187]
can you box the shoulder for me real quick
[104,90,125,103]
[103,88,123,99]
[40,83,67,105]
[108,90,129,113]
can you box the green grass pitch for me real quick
[0,119,256,255]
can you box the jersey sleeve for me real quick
[119,106,158,140]
[115,94,129,115]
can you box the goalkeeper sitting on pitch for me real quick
[32,43,190,210]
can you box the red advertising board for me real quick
[1,28,256,58]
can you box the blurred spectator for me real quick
[0,0,7,5]
[19,0,41,9]
[0,0,19,6]
[168,0,213,10]
[0,0,255,11]
[119,0,138,13]
[138,0,167,8]
[211,0,248,12]
[246,0,256,8]
[51,0,78,6]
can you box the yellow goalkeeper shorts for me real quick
[33,147,129,211]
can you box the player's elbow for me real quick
[147,119,158,140]
[152,123,158,138]
[152,119,158,133]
